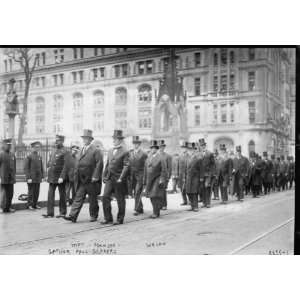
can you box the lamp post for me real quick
[5,78,19,153]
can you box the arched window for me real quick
[115,87,127,105]
[35,97,45,134]
[93,90,104,108]
[53,94,63,134]
[138,84,152,103]
[93,90,104,132]
[248,140,255,156]
[72,92,83,133]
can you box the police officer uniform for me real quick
[43,135,69,218]
[129,136,148,215]
[24,141,44,209]
[0,139,16,213]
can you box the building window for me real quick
[220,75,227,92]
[146,60,153,73]
[41,52,46,65]
[138,84,152,103]
[35,97,45,134]
[73,48,77,59]
[137,62,145,75]
[79,71,84,82]
[114,65,120,78]
[99,67,105,78]
[72,72,77,83]
[122,64,128,76]
[194,77,201,96]
[248,140,255,155]
[230,51,235,64]
[221,48,227,65]
[93,90,104,108]
[94,48,98,56]
[80,48,84,59]
[213,104,218,123]
[194,105,200,126]
[213,76,218,92]
[53,75,58,86]
[59,74,64,85]
[53,94,63,134]
[92,68,98,81]
[4,60,8,72]
[115,87,127,105]
[229,74,235,90]
[36,54,40,66]
[115,110,127,129]
[94,112,104,132]
[248,71,255,91]
[138,108,152,129]
[54,49,64,63]
[41,77,46,87]
[230,102,235,123]
[8,59,12,71]
[73,93,83,133]
[220,103,227,123]
[248,101,256,124]
[214,53,218,66]
[93,90,104,132]
[249,48,255,60]
[194,52,201,67]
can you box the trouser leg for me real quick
[32,183,40,207]
[86,182,99,219]
[181,189,188,204]
[58,182,67,215]
[150,197,160,216]
[47,183,56,216]
[27,183,34,207]
[65,181,72,205]
[134,178,143,213]
[161,190,167,208]
[2,184,14,211]
[115,184,126,222]
[102,180,114,222]
[69,183,86,220]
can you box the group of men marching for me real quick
[0,130,295,225]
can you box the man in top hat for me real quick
[65,143,80,206]
[0,138,16,213]
[171,153,180,193]
[24,141,44,210]
[158,140,172,210]
[232,145,249,201]
[129,136,148,216]
[102,130,129,225]
[212,148,220,200]
[261,151,273,195]
[275,157,282,191]
[218,144,232,204]
[185,142,201,212]
[287,156,295,189]
[178,141,189,205]
[43,134,70,218]
[199,138,216,208]
[250,153,263,198]
[143,140,168,218]
[270,154,277,192]
[64,130,103,223]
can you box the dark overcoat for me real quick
[24,152,44,183]
[47,147,69,183]
[0,151,16,184]
[178,152,189,189]
[160,152,172,180]
[218,157,232,187]
[185,153,201,194]
[129,148,148,184]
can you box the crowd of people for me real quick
[0,129,295,225]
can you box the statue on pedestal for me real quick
[5,78,19,116]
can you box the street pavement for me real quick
[0,189,294,254]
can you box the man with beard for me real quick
[199,138,216,208]
[0,139,16,213]
[43,135,69,218]
[129,136,148,216]
[143,140,168,218]
[102,130,129,225]
[178,141,189,206]
[232,145,249,201]
[158,140,172,210]
[185,142,201,212]
[218,144,232,204]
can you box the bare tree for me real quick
[3,48,37,146]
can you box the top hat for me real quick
[198,138,206,146]
[55,134,65,141]
[263,151,268,157]
[219,144,226,151]
[236,145,241,152]
[2,138,12,145]
[149,140,159,149]
[191,142,197,150]
[158,140,166,147]
[31,141,41,147]
[187,142,194,150]
[81,129,94,140]
[180,141,189,148]
[271,154,275,159]
[132,136,141,144]
[112,129,125,139]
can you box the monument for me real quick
[5,78,19,149]
[152,48,189,153]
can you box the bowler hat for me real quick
[198,138,206,146]
[149,140,159,149]
[81,129,94,140]
[2,138,12,145]
[112,129,125,139]
[132,136,141,144]
[55,134,65,141]
[158,140,166,147]
[236,145,241,152]
[31,141,41,147]
[263,151,268,157]
[180,141,189,148]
